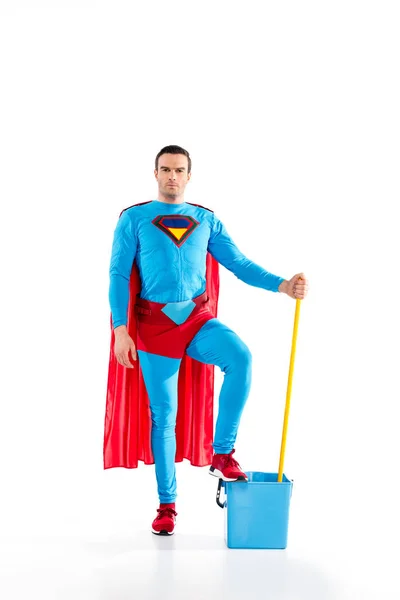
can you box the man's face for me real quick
[154,153,191,198]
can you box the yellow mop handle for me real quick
[277,293,302,483]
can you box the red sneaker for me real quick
[151,506,178,536]
[209,449,248,482]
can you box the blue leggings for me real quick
[137,318,252,503]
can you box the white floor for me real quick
[1,462,399,600]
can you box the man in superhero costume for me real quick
[104,145,309,535]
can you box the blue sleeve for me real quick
[108,210,137,328]
[207,213,285,292]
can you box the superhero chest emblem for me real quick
[152,214,200,247]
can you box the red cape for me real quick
[103,253,220,469]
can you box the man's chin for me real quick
[164,189,179,198]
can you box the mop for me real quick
[216,293,303,549]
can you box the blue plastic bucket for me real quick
[216,471,294,549]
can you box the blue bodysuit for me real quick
[109,199,285,503]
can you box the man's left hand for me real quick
[279,273,309,299]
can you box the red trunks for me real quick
[134,291,215,359]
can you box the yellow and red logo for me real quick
[152,215,200,247]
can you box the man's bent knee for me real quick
[224,341,252,374]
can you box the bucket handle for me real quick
[216,477,294,505]
[216,478,226,508]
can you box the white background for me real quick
[1,1,399,598]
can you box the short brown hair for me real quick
[155,145,191,174]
